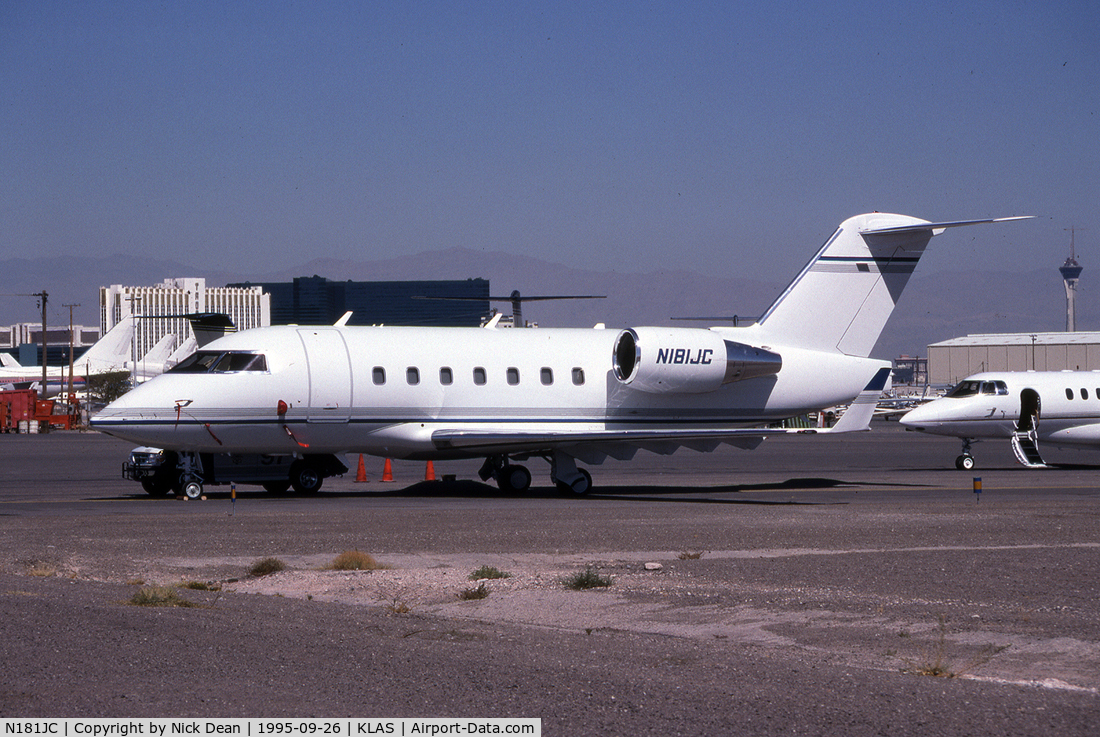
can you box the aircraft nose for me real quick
[899,403,936,429]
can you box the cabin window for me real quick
[473,367,487,386]
[541,367,553,385]
[572,367,585,386]
[372,367,386,385]
[406,367,420,386]
[440,367,453,385]
[507,367,520,385]
[1066,388,1074,400]
[1083,388,1090,400]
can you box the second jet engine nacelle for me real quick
[613,327,782,394]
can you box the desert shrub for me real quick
[563,567,613,590]
[469,565,511,580]
[329,550,386,571]
[130,586,195,607]
[249,557,287,577]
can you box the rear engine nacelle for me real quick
[613,327,782,394]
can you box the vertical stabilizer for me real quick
[753,213,1031,357]
[754,213,934,357]
[75,316,136,373]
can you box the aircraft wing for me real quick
[431,368,889,459]
[431,423,840,464]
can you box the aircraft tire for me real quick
[182,480,203,500]
[956,455,975,470]
[498,465,531,493]
[141,477,172,497]
[290,461,323,494]
[556,468,593,496]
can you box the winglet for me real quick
[824,367,892,433]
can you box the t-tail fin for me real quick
[753,213,1031,357]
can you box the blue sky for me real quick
[2,1,1097,285]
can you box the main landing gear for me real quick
[955,438,976,470]
[478,450,593,495]
[478,456,533,493]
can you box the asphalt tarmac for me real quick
[1,423,1098,735]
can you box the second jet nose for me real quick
[898,402,938,430]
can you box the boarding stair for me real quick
[1010,429,1047,468]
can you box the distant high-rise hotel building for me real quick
[227,276,490,327]
[100,278,270,359]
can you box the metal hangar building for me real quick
[928,332,1100,385]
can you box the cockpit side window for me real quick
[946,380,981,398]
[169,351,267,374]
[215,353,267,373]
[169,351,223,373]
[995,381,1008,395]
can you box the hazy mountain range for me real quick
[1,249,1090,362]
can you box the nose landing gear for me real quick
[955,438,975,470]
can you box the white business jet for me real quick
[91,213,1029,497]
[901,370,1100,469]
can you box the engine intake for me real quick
[613,327,782,394]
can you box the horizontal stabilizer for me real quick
[818,367,892,434]
[186,313,237,347]
[860,216,1034,236]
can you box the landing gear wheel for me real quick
[496,465,532,493]
[955,454,975,470]
[556,468,593,496]
[263,481,291,494]
[290,461,323,494]
[182,480,203,499]
[141,477,172,497]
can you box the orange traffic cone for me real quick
[382,458,394,482]
[355,454,368,483]
[425,460,436,481]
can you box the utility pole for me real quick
[126,293,141,388]
[64,303,80,404]
[37,291,48,400]
[0,291,50,397]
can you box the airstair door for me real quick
[1012,388,1046,467]
[297,329,352,423]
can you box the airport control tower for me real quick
[1060,229,1083,332]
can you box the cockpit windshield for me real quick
[945,379,1008,398]
[169,351,268,374]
